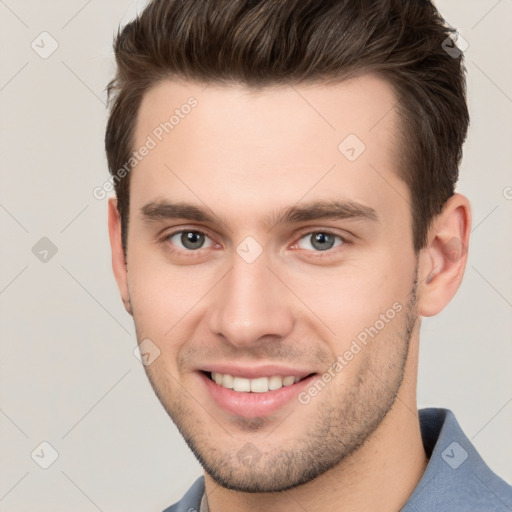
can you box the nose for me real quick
[207,252,295,348]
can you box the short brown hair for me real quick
[105,0,469,255]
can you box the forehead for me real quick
[135,74,399,153]
[130,75,406,227]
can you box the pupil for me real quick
[182,231,204,249]
[312,233,334,251]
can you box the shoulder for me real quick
[403,408,512,511]
[161,476,205,512]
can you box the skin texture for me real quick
[108,75,471,512]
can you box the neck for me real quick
[204,341,427,512]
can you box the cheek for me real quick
[284,252,414,348]
[127,248,215,339]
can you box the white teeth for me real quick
[222,374,234,389]
[283,376,295,386]
[250,377,269,393]
[210,372,305,392]
[268,375,283,390]
[233,377,251,392]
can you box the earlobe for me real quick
[417,193,471,317]
[122,296,133,315]
[107,197,133,316]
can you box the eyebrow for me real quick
[140,199,379,230]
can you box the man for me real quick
[105,1,512,511]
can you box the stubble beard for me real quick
[139,277,419,493]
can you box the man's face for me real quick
[123,75,420,491]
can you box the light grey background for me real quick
[1,1,511,510]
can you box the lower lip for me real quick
[199,372,317,418]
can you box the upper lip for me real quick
[199,364,316,380]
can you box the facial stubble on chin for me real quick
[138,271,419,493]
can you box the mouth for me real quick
[198,368,318,418]
[203,371,316,393]
[195,361,321,418]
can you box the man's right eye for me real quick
[165,230,215,251]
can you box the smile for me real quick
[208,372,310,393]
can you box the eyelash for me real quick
[160,227,349,257]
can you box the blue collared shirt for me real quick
[163,408,512,511]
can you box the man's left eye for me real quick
[296,232,344,252]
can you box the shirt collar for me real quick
[191,408,511,512]
[402,408,511,511]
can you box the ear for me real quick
[417,193,471,317]
[107,197,133,316]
